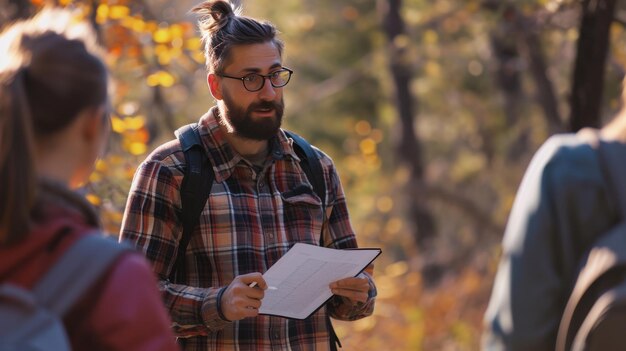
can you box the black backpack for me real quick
[169,123,341,350]
[556,133,626,351]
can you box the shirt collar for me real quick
[196,107,300,182]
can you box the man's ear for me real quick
[208,73,223,100]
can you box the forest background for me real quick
[2,0,624,349]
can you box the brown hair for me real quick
[0,8,108,245]
[192,0,284,73]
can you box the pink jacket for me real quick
[0,181,179,351]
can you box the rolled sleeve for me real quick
[327,271,376,320]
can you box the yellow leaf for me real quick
[131,18,146,33]
[155,44,169,56]
[95,159,108,172]
[124,115,146,130]
[147,74,160,87]
[153,28,172,44]
[170,24,184,38]
[158,51,172,65]
[109,5,130,20]
[185,38,202,51]
[359,138,377,155]
[128,142,147,156]
[144,21,158,33]
[147,71,175,87]
[170,47,183,59]
[85,193,101,206]
[121,16,145,33]
[111,116,126,133]
[96,4,109,23]
[193,51,206,64]
[159,71,175,87]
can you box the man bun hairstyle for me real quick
[191,0,284,73]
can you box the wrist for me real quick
[216,286,230,322]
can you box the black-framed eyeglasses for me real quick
[218,68,293,92]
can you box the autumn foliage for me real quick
[6,0,626,349]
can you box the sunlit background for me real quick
[3,0,626,349]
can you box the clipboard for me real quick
[258,243,381,319]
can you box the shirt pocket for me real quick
[280,184,324,244]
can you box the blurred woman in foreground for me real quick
[0,8,178,350]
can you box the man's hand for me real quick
[329,275,370,304]
[220,273,267,321]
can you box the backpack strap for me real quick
[284,130,326,210]
[285,130,341,350]
[171,123,214,283]
[33,233,130,316]
[572,278,626,350]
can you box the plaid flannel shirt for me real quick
[120,108,376,350]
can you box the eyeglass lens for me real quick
[244,70,291,91]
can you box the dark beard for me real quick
[221,92,284,141]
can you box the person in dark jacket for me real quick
[0,8,179,350]
[483,87,626,350]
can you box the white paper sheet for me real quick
[258,243,381,319]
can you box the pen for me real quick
[248,282,277,290]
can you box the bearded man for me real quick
[120,1,377,350]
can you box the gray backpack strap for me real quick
[33,233,130,316]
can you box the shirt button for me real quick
[268,233,274,239]
[272,331,280,339]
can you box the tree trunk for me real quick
[521,24,563,134]
[570,0,617,131]
[489,8,527,161]
[486,2,564,159]
[379,0,437,279]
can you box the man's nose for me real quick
[258,77,277,100]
